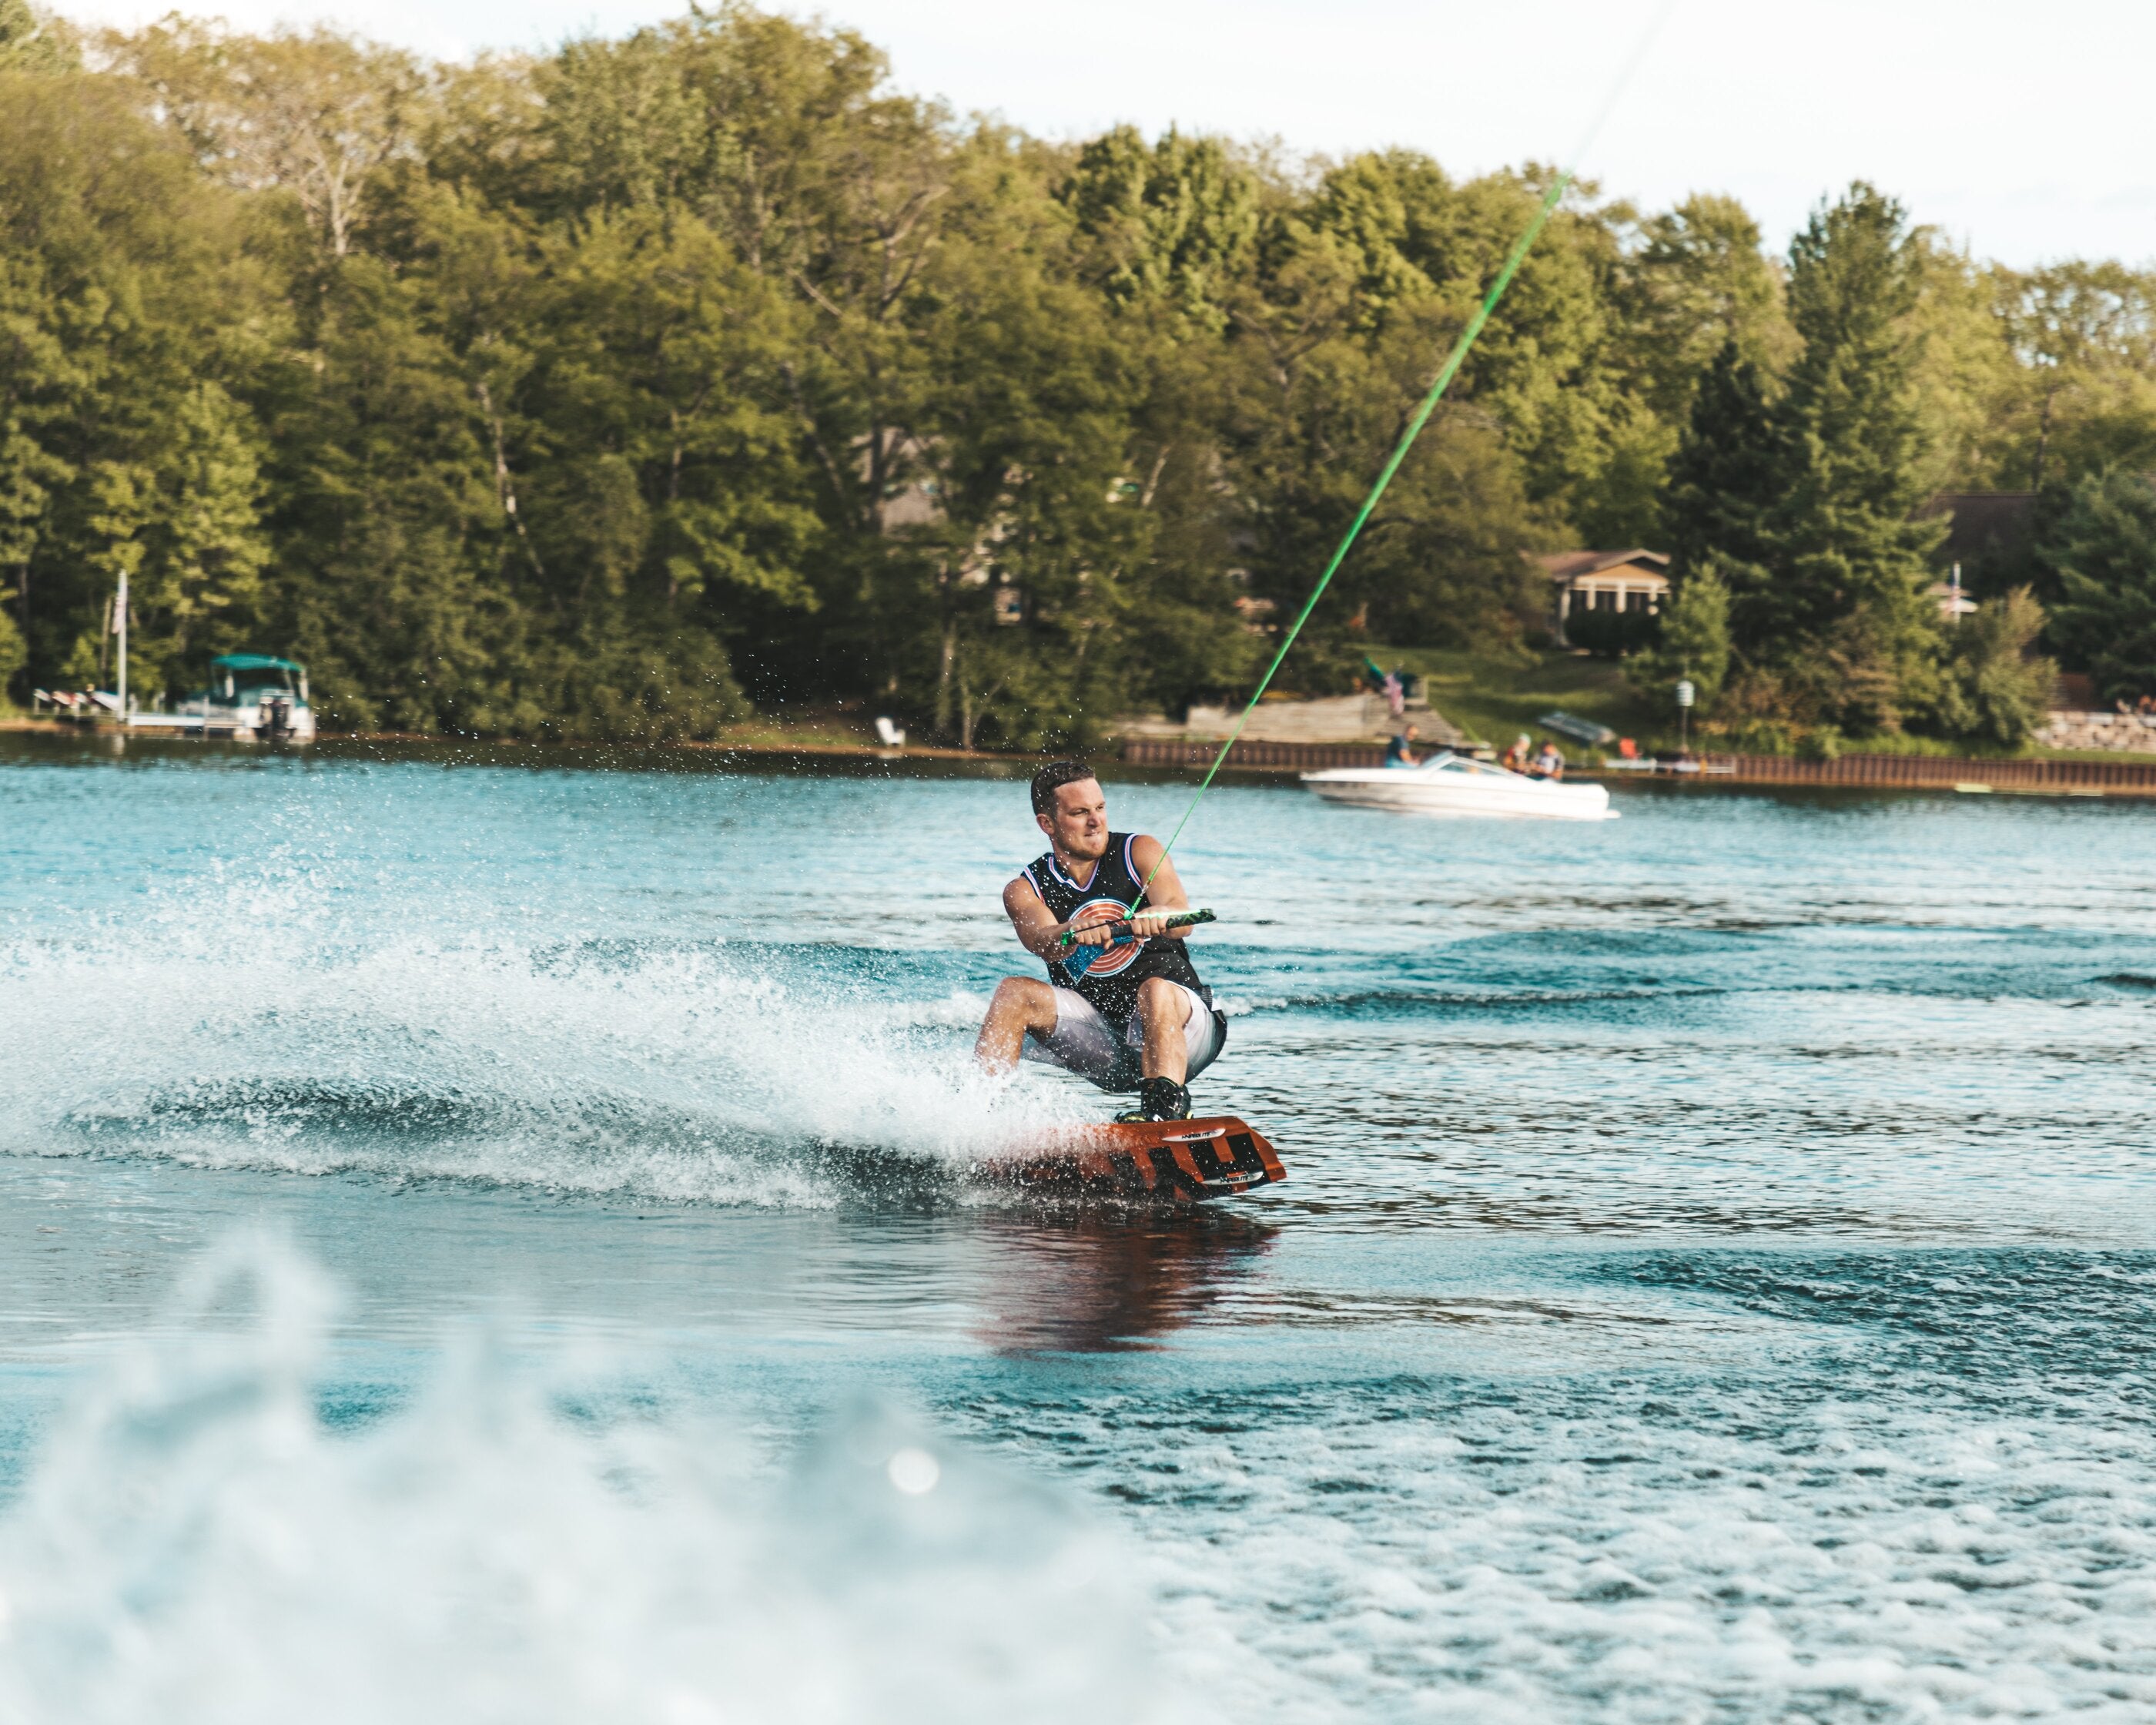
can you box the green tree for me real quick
[1996,263,2156,491]
[1217,287,1555,672]
[0,598,23,698]
[2044,469,2156,703]
[1664,341,1780,590]
[524,7,976,715]
[1254,149,1666,548]
[1612,193,1792,425]
[28,3,2144,752]
[85,461,151,583]
[128,381,271,695]
[0,340,74,682]
[886,236,1150,745]
[1213,154,1580,671]
[1630,564,1732,708]
[102,20,420,260]
[0,0,72,72]
[1060,126,1258,330]
[1770,185,1943,679]
[1899,239,2021,497]
[0,420,69,611]
[1668,185,1946,733]
[1920,587,2056,747]
[259,250,517,734]
[521,209,819,618]
[0,62,259,695]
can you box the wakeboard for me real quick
[981,1116,1285,1202]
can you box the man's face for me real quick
[1039,778,1109,859]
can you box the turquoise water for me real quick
[2,734,2154,1721]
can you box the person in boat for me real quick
[1528,740,1566,780]
[1501,733,1532,772]
[973,760,1227,1123]
[1384,723,1421,768]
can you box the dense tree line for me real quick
[1,0,2151,745]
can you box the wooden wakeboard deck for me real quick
[982,1116,1286,1201]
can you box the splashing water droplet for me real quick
[886,1448,940,1496]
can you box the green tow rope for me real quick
[1060,177,1572,953]
[1151,169,1572,868]
[1062,2,1674,941]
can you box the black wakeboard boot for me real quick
[1115,1077,1192,1124]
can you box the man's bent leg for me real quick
[1135,976,1190,1083]
[975,976,1059,1073]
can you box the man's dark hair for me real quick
[1030,759,1096,818]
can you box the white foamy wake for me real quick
[0,1239,1168,1725]
[2,891,1088,1204]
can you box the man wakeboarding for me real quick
[974,760,1227,1122]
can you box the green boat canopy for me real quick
[213,654,306,675]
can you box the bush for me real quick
[2045,471,2156,704]
[1923,587,2057,749]
[1630,565,1732,705]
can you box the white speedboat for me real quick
[1301,752,1614,820]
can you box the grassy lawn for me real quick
[709,705,1003,758]
[1379,646,1670,752]
[715,708,882,751]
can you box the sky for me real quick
[53,0,2156,269]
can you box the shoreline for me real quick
[9,716,2156,797]
[0,715,1022,762]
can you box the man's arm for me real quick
[1004,876,1073,961]
[1125,835,1191,939]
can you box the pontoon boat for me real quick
[157,655,316,740]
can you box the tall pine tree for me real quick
[1665,338,1780,598]
[1665,184,1946,732]
[1771,182,1942,720]
[2045,470,2156,705]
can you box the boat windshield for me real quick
[1418,753,1516,776]
[219,668,294,698]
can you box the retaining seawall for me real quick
[1120,739,1391,771]
[1708,752,2156,796]
[1116,737,2156,797]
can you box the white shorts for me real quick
[1023,983,1224,1091]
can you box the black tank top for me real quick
[1017,832,1213,1030]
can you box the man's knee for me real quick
[1135,975,1184,1023]
[993,976,1057,1023]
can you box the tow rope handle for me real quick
[1056,907,1214,947]
[1055,908,1215,976]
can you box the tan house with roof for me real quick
[1540,550,1670,645]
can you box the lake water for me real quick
[2,734,2153,1723]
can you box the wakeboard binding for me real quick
[1116,1077,1191,1124]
